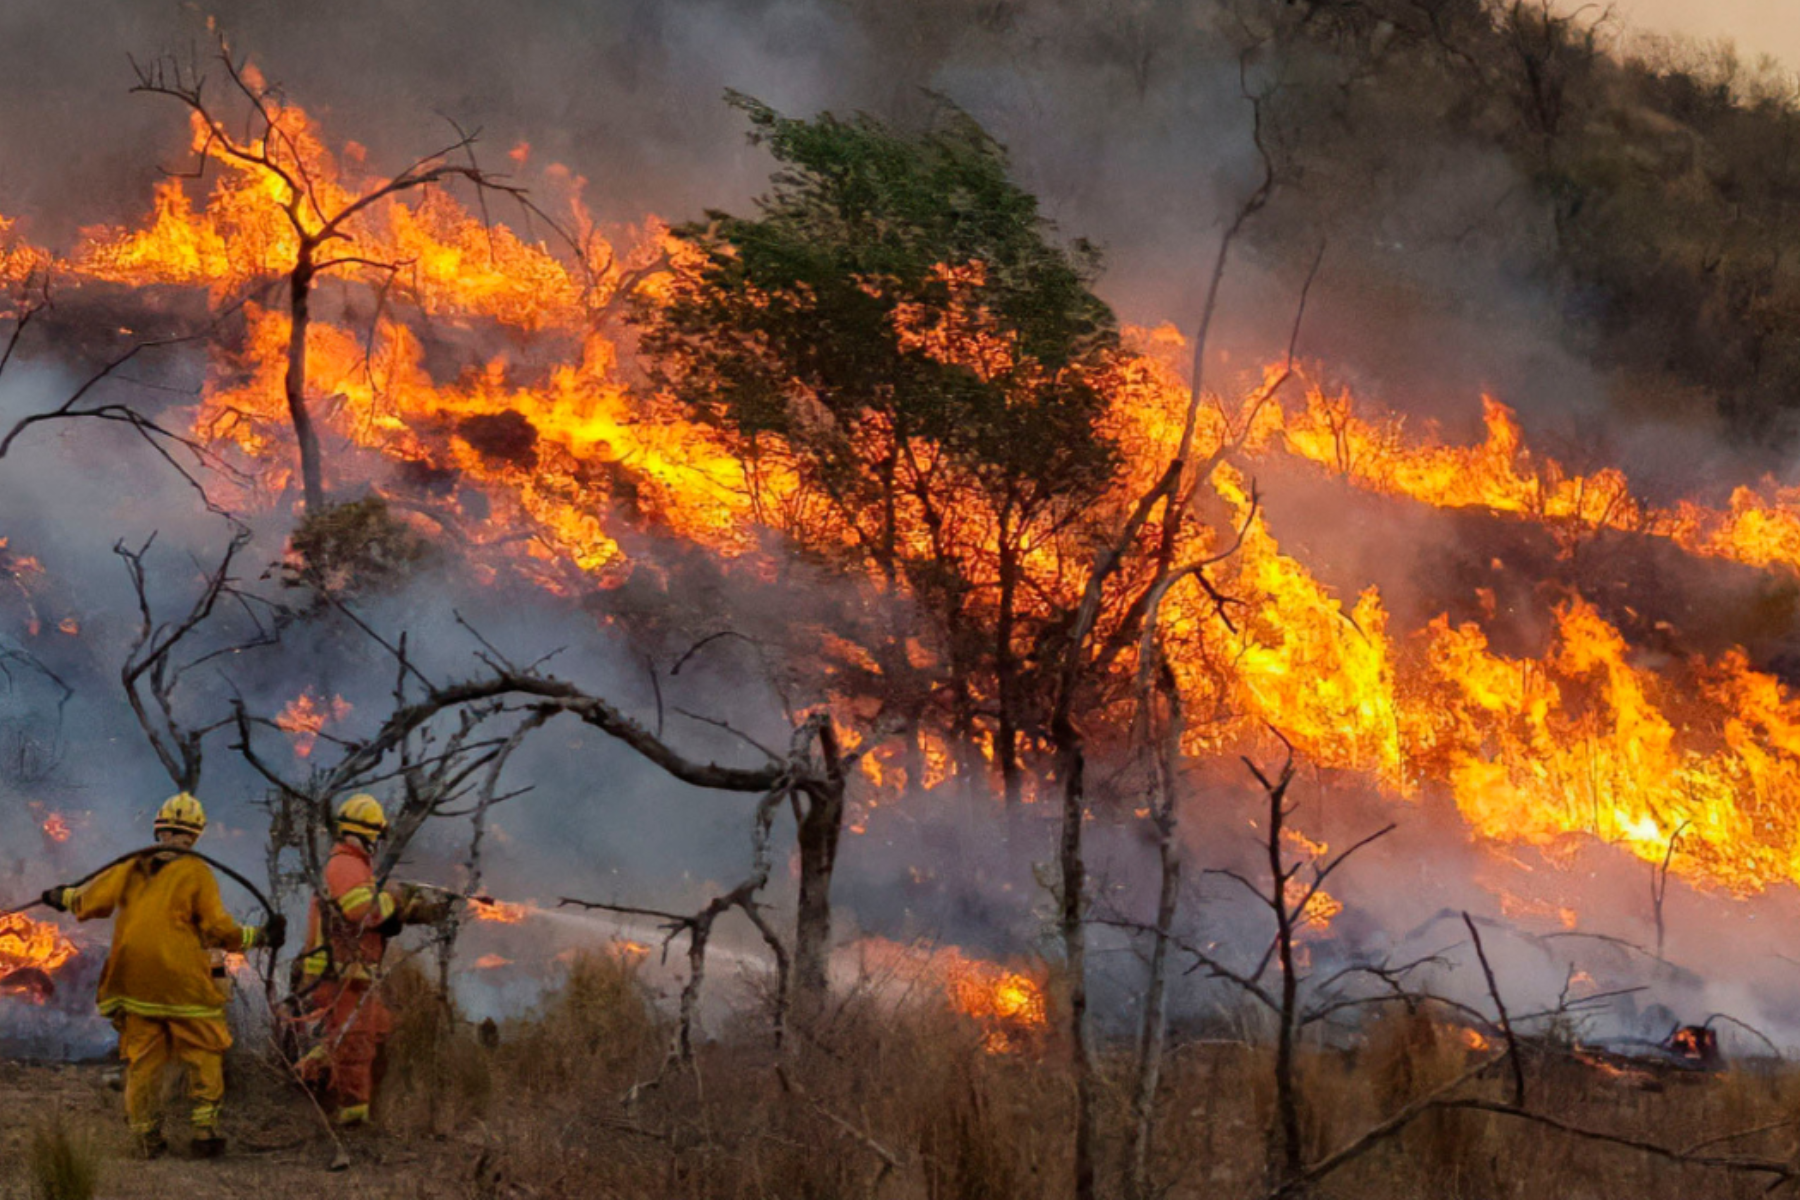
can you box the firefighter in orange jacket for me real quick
[41,793,285,1159]
[296,793,446,1126]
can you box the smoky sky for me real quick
[1612,0,1800,64]
[0,0,1636,453]
[0,1,1264,340]
[9,0,1800,1037]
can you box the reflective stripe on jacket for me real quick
[301,839,399,981]
[70,853,251,1022]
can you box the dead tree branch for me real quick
[1461,911,1526,1107]
[129,31,546,512]
[235,616,846,1018]
[117,526,279,792]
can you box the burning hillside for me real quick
[15,3,1800,1196]
[6,56,1800,915]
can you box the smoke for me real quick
[5,0,1800,1055]
[0,0,1656,451]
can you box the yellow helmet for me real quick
[154,792,207,837]
[336,793,389,841]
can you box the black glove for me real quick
[40,885,71,912]
[262,914,288,951]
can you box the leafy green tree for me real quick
[641,94,1123,805]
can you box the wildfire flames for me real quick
[468,898,532,924]
[855,937,1048,1053]
[0,913,78,1004]
[15,71,1800,920]
[274,689,353,759]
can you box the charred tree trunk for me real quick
[996,515,1023,809]
[286,245,325,514]
[1044,460,1180,1200]
[1127,667,1185,1200]
[1057,737,1097,1200]
[793,721,847,1019]
[1261,763,1305,1189]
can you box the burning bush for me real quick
[0,914,78,1004]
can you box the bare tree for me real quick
[129,32,536,514]
[116,526,280,793]
[233,625,853,1019]
[1100,749,1398,1193]
[0,280,255,515]
[1649,819,1689,960]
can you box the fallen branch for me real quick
[1265,1053,1502,1198]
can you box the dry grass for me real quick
[338,953,1800,1200]
[24,1114,100,1200]
[379,957,1800,1200]
[10,960,1800,1200]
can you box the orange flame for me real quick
[274,689,352,758]
[855,936,1048,1054]
[612,939,651,962]
[24,77,1800,911]
[0,912,78,1002]
[468,897,532,924]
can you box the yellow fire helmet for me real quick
[153,792,207,838]
[336,793,389,841]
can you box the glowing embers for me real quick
[0,913,78,1004]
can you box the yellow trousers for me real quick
[114,1013,232,1135]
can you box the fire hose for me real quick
[0,844,278,921]
[0,844,283,1007]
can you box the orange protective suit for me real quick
[297,838,404,1121]
[68,853,258,1137]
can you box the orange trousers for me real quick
[301,981,391,1110]
[115,1013,231,1135]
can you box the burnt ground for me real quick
[0,1058,484,1200]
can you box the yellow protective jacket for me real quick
[68,852,257,1022]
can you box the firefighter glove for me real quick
[40,885,72,912]
[262,913,288,951]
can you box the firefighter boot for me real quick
[190,1134,227,1159]
[134,1128,169,1160]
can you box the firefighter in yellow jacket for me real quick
[41,793,285,1159]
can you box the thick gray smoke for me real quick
[3,0,1797,1054]
[0,0,1601,424]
